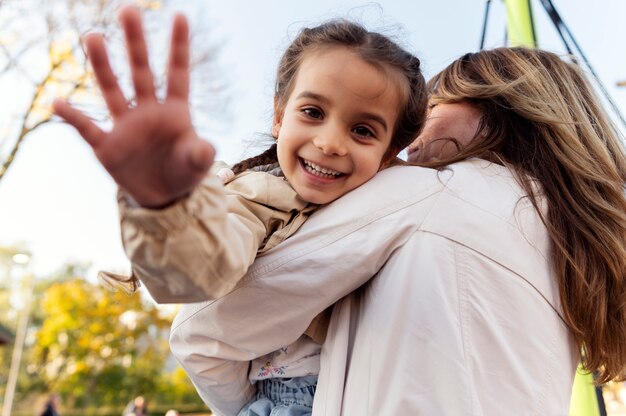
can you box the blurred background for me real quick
[0,0,624,414]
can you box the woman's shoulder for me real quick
[363,159,518,199]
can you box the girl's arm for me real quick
[116,172,266,303]
[117,164,310,303]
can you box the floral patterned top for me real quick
[249,335,321,381]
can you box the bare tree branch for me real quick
[0,57,64,179]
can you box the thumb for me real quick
[187,139,215,172]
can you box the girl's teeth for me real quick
[304,160,341,177]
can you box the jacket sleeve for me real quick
[169,165,450,413]
[118,171,270,304]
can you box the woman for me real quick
[170,47,626,415]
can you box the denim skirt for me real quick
[237,375,317,416]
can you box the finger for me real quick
[53,100,106,147]
[83,34,128,119]
[166,13,190,100]
[187,139,215,172]
[119,6,156,103]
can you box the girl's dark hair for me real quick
[232,19,427,174]
[422,47,626,383]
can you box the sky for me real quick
[0,0,624,289]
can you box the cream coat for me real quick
[118,163,315,303]
[170,160,579,415]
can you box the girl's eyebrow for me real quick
[357,112,388,132]
[295,91,329,103]
[295,91,388,132]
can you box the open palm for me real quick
[54,6,215,208]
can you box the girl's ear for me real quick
[272,96,283,139]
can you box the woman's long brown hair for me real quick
[421,47,626,383]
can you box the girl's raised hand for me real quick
[54,6,215,208]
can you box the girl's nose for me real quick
[313,127,348,156]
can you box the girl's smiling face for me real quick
[274,46,405,205]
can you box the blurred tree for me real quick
[156,366,210,408]
[0,260,206,414]
[27,278,171,409]
[0,0,225,181]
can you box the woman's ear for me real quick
[272,96,283,138]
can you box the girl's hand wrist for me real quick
[121,188,189,210]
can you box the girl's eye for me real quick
[353,125,375,139]
[303,107,323,119]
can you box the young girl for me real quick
[54,6,427,415]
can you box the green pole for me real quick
[569,365,601,416]
[504,0,538,47]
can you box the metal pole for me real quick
[539,0,626,132]
[2,274,33,416]
[479,0,493,50]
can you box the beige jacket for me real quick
[112,162,317,304]
[170,160,579,415]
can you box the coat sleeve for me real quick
[118,170,273,304]
[169,166,450,413]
